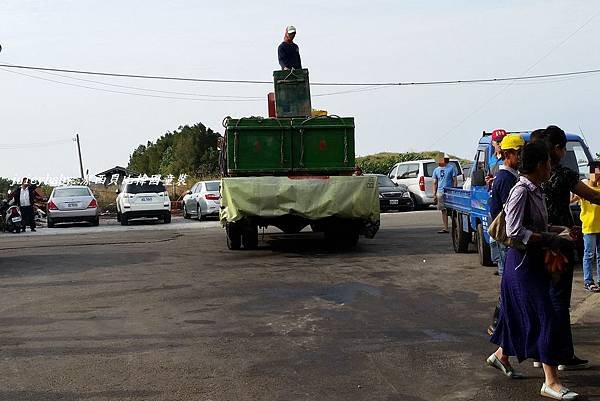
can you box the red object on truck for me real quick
[267,92,276,117]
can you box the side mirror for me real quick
[186,190,192,195]
[394,182,398,186]
[471,170,486,187]
[115,189,120,194]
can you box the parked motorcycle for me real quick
[1,191,24,234]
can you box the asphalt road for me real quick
[0,211,599,401]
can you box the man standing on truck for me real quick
[486,129,507,187]
[433,154,458,233]
[278,25,302,70]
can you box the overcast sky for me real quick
[1,0,599,181]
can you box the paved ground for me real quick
[0,211,599,401]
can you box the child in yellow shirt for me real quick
[580,164,600,292]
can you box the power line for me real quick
[0,68,263,102]
[1,62,600,87]
[0,138,74,149]
[35,68,265,99]
[427,7,600,147]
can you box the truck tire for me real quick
[183,205,191,219]
[477,223,494,267]
[226,223,242,250]
[451,213,470,253]
[120,213,129,226]
[163,214,172,224]
[47,218,55,228]
[242,224,259,250]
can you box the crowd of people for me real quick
[482,126,600,400]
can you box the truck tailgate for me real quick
[443,187,472,214]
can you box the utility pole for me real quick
[76,133,84,180]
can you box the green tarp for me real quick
[220,176,380,224]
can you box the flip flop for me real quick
[437,229,449,234]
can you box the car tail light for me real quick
[48,200,58,210]
[205,194,219,200]
[87,199,98,208]
[419,176,425,192]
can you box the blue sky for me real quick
[1,0,599,180]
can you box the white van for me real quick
[388,159,464,208]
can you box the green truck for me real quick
[219,69,380,249]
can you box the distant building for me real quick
[95,166,139,187]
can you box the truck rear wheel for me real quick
[477,223,494,267]
[452,213,470,253]
[226,223,242,250]
[242,224,259,250]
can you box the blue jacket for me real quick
[489,169,519,220]
[278,42,302,69]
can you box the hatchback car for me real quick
[182,180,221,220]
[367,174,414,212]
[47,185,99,227]
[388,159,464,209]
[116,180,171,225]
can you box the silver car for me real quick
[47,185,99,227]
[182,180,220,220]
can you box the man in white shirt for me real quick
[13,178,38,232]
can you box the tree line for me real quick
[127,123,221,178]
[356,151,466,175]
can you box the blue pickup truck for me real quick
[443,130,594,266]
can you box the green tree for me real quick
[0,177,15,197]
[159,146,174,176]
[356,151,468,174]
[128,144,149,173]
[127,122,221,178]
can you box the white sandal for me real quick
[540,383,579,400]
[486,353,523,379]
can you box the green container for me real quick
[273,69,311,117]
[225,117,292,176]
[291,116,355,173]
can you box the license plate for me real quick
[390,199,399,205]
[66,203,78,208]
[12,217,21,222]
[140,197,153,202]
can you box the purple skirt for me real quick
[490,247,572,365]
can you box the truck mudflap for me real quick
[220,175,380,236]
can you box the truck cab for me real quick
[444,131,594,266]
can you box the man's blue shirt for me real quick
[432,164,457,193]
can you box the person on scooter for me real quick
[11,178,40,232]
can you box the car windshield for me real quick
[54,188,91,197]
[124,183,166,194]
[377,176,395,187]
[205,181,220,191]
[564,140,591,180]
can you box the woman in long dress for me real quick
[487,142,579,400]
